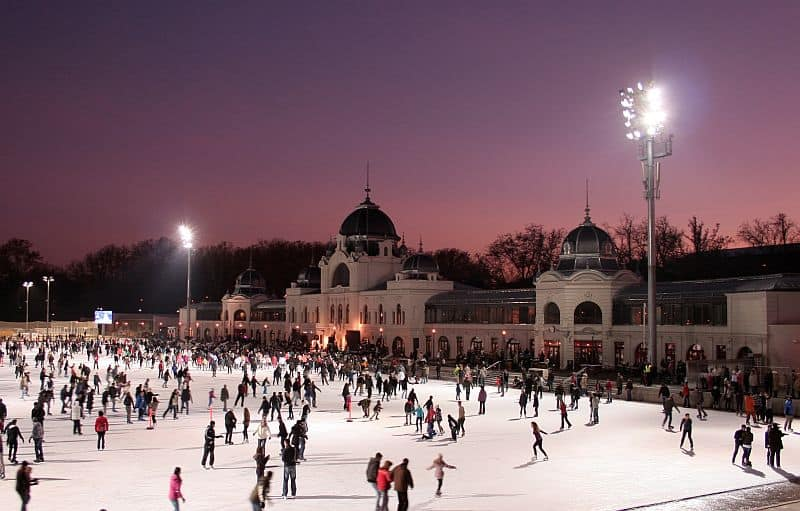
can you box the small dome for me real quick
[296,266,321,288]
[556,209,619,274]
[234,268,266,296]
[402,253,439,274]
[339,197,400,240]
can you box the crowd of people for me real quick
[0,335,796,510]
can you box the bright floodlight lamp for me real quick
[23,281,33,289]
[618,79,673,368]
[619,81,667,140]
[178,224,193,249]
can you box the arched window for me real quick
[379,304,384,324]
[337,304,343,324]
[396,304,402,325]
[332,263,350,287]
[290,307,295,323]
[392,337,405,356]
[303,307,308,323]
[363,305,369,324]
[438,336,450,359]
[345,304,350,323]
[329,305,335,323]
[543,302,560,324]
[315,306,320,323]
[234,309,247,321]
[737,346,753,359]
[687,344,705,361]
[574,301,602,324]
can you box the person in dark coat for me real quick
[768,423,786,467]
[391,458,414,511]
[202,421,222,469]
[224,409,237,445]
[16,460,38,511]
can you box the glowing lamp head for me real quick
[178,224,194,249]
[619,81,667,140]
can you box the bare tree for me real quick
[738,212,799,246]
[611,213,646,267]
[685,216,731,254]
[484,224,565,285]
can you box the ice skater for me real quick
[427,453,455,497]
[679,413,694,450]
[530,421,549,460]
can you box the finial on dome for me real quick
[583,178,592,224]
[364,160,371,200]
[418,235,424,253]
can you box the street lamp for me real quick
[178,224,194,340]
[619,80,673,365]
[42,276,54,340]
[23,281,33,340]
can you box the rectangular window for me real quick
[716,344,727,360]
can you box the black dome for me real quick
[233,268,266,296]
[296,266,321,288]
[556,211,620,273]
[402,253,439,273]
[339,197,400,240]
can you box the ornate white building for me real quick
[184,187,800,371]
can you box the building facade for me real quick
[183,188,800,371]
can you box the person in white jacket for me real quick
[71,401,83,435]
[253,417,272,450]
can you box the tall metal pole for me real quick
[25,285,31,339]
[45,279,51,340]
[645,137,657,365]
[186,247,192,340]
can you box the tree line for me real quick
[0,210,796,320]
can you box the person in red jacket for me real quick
[94,410,109,450]
[376,460,393,511]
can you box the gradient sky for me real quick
[2,1,799,265]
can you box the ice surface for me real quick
[0,347,796,511]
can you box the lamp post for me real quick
[42,276,54,340]
[619,81,672,365]
[178,225,194,341]
[23,281,33,340]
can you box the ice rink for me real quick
[0,346,797,511]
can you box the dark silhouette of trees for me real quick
[738,212,799,246]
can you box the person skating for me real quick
[94,410,109,450]
[168,466,186,511]
[519,389,528,418]
[220,385,229,411]
[376,460,393,510]
[784,396,794,431]
[249,471,272,511]
[281,441,298,499]
[201,420,223,469]
[679,413,694,450]
[71,400,83,435]
[224,409,237,445]
[366,452,383,511]
[254,417,272,450]
[530,422,549,460]
[662,394,679,430]
[253,446,269,482]
[695,388,708,420]
[559,400,572,430]
[16,460,38,511]
[371,400,382,420]
[477,386,487,415]
[392,458,414,511]
[741,426,754,466]
[732,424,747,463]
[5,419,24,463]
[29,420,44,463]
[427,453,455,497]
[242,407,251,443]
[457,401,466,437]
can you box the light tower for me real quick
[42,276,55,340]
[619,81,673,365]
[178,224,194,341]
[23,281,33,339]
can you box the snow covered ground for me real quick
[0,347,797,511]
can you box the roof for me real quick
[253,299,286,310]
[427,288,536,306]
[339,197,400,240]
[402,253,439,273]
[557,209,619,274]
[616,273,800,301]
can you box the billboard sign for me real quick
[94,310,113,325]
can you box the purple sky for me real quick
[2,2,799,264]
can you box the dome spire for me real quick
[418,235,424,253]
[583,178,592,225]
[364,160,371,201]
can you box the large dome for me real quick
[339,196,400,240]
[296,266,321,288]
[233,268,267,296]
[556,207,620,273]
